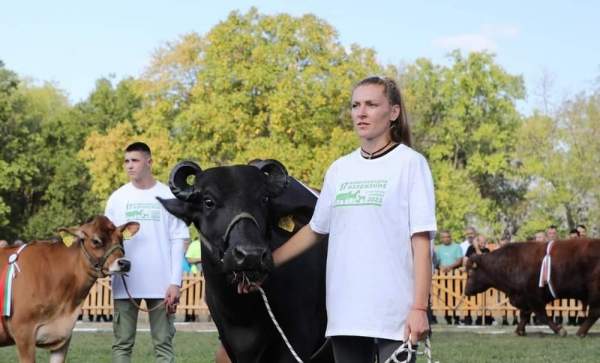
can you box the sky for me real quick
[2,0,599,115]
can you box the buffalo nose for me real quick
[118,259,131,272]
[232,246,270,268]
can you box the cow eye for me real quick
[203,197,216,209]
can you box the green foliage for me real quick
[403,51,526,237]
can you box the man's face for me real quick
[124,151,152,182]
[464,228,476,243]
[547,228,557,241]
[535,232,546,243]
[440,232,452,245]
[577,226,587,237]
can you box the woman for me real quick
[272,76,437,362]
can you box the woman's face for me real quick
[351,84,400,142]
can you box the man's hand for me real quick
[164,284,180,314]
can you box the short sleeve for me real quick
[408,154,437,239]
[309,164,336,234]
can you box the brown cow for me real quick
[0,215,139,362]
[464,239,600,337]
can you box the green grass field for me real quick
[1,329,600,362]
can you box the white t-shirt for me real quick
[309,145,437,340]
[105,182,190,299]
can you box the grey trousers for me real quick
[112,298,176,363]
[330,335,417,363]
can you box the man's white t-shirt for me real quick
[460,240,471,256]
[105,182,190,299]
[309,145,437,340]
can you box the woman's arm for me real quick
[405,231,432,344]
[272,224,325,267]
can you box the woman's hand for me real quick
[404,308,430,345]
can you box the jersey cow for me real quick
[0,216,139,362]
[158,159,332,363]
[464,240,600,337]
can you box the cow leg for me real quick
[515,310,531,336]
[534,308,566,337]
[576,306,600,337]
[15,336,36,363]
[49,336,72,363]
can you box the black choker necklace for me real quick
[360,140,394,159]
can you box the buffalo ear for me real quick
[249,159,289,197]
[157,197,193,225]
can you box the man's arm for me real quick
[165,238,186,313]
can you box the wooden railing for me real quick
[431,270,586,320]
[81,271,587,320]
[81,273,209,319]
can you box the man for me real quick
[460,227,476,256]
[185,239,202,273]
[546,225,558,242]
[576,224,587,238]
[105,142,189,363]
[569,229,580,239]
[435,230,462,325]
[534,230,547,243]
[435,231,463,273]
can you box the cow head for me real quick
[60,215,140,277]
[158,160,288,288]
[463,254,492,296]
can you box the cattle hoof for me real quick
[559,328,567,337]
[515,330,526,336]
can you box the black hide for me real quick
[158,161,331,363]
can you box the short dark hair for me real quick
[569,228,580,236]
[548,225,557,229]
[125,142,151,156]
[577,224,587,230]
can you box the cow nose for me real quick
[118,259,131,272]
[232,246,271,268]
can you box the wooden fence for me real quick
[81,271,587,320]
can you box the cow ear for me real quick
[58,227,86,247]
[250,159,289,197]
[118,222,140,240]
[157,197,193,225]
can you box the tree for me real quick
[402,51,526,237]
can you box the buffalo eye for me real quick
[261,195,269,205]
[203,197,216,210]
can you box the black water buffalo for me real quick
[464,240,600,337]
[157,159,331,362]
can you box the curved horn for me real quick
[249,159,289,196]
[169,161,202,201]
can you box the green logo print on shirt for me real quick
[334,180,388,207]
[125,202,162,221]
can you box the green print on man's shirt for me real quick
[125,202,161,221]
[334,180,388,207]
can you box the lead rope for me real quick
[383,335,437,363]
[120,275,166,313]
[255,284,304,363]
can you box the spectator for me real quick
[498,235,511,248]
[460,227,476,256]
[569,229,580,239]
[546,225,558,242]
[435,231,463,273]
[186,239,202,274]
[576,224,587,238]
[465,235,490,258]
[534,230,547,243]
[181,239,193,274]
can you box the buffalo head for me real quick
[157,159,289,289]
[463,254,492,296]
